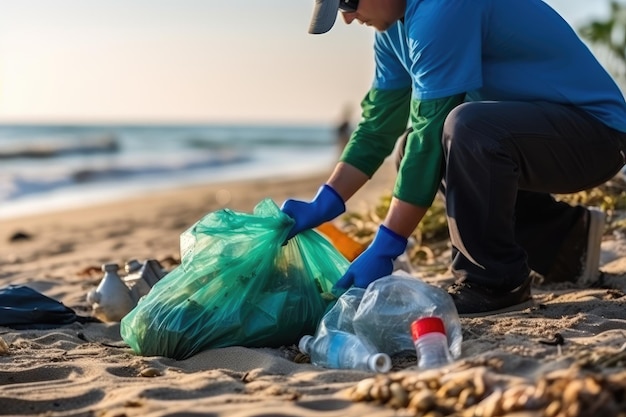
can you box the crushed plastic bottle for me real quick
[303,273,461,371]
[352,272,462,359]
[298,287,391,372]
[299,330,391,373]
[123,259,167,303]
[411,316,454,369]
[317,287,364,335]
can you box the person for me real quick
[281,0,626,315]
[335,104,353,154]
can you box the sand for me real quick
[1,158,625,417]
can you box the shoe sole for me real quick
[458,298,535,318]
[578,207,605,286]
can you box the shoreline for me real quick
[0,157,396,230]
[0,154,336,221]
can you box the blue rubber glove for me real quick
[335,225,408,289]
[281,184,345,240]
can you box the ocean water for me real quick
[0,124,338,219]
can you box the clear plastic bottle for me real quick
[299,330,392,373]
[411,316,453,369]
[352,273,463,359]
[317,287,365,335]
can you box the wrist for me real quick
[374,225,408,258]
[320,184,343,203]
[314,184,346,220]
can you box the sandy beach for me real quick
[1,158,626,417]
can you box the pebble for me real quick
[140,367,162,377]
[0,337,9,355]
[344,365,626,416]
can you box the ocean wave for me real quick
[0,124,336,217]
[0,151,251,201]
[0,135,119,159]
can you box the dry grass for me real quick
[339,172,626,270]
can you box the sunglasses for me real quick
[339,0,359,13]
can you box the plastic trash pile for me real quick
[299,272,462,372]
[86,259,166,322]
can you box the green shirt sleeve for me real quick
[394,94,465,207]
[340,87,412,177]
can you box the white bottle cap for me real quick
[298,335,314,355]
[368,353,392,373]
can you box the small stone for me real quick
[351,378,375,402]
[408,389,436,412]
[388,382,409,408]
[0,337,9,355]
[140,367,162,377]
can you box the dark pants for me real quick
[396,101,626,290]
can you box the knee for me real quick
[442,102,492,153]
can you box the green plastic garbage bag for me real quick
[120,198,349,359]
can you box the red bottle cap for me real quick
[411,317,445,340]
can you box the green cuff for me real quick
[393,94,465,206]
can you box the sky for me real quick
[0,0,619,125]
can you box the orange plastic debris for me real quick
[316,222,367,261]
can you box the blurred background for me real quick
[0,0,623,218]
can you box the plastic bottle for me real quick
[86,263,135,322]
[123,259,151,302]
[299,330,392,373]
[411,316,453,369]
[317,287,365,335]
[125,259,143,274]
[123,259,167,303]
[352,272,463,359]
[137,259,167,287]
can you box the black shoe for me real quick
[447,277,533,317]
[540,206,605,286]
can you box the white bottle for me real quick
[411,316,454,369]
[86,263,136,322]
[123,259,151,303]
[299,331,392,373]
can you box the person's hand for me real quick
[335,225,407,289]
[281,184,345,240]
